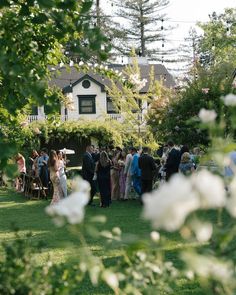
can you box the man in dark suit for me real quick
[82,145,96,205]
[138,147,157,196]
[165,140,181,181]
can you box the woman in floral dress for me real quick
[48,150,63,204]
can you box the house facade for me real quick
[28,62,175,123]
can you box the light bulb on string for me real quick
[161,19,164,30]
[162,38,164,48]
[212,38,215,50]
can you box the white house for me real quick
[28,61,175,123]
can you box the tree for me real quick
[106,55,168,148]
[0,0,108,173]
[197,8,236,68]
[112,0,173,62]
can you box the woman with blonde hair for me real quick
[48,150,63,204]
[96,151,112,208]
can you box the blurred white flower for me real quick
[79,61,84,66]
[222,93,236,106]
[45,177,90,226]
[143,174,200,231]
[143,170,226,232]
[182,253,233,282]
[112,227,121,236]
[192,221,213,242]
[150,231,160,242]
[191,170,226,208]
[226,177,236,217]
[198,108,217,123]
[130,74,147,91]
[201,88,210,94]
[59,62,64,68]
[69,60,74,67]
[71,176,91,194]
[102,270,119,290]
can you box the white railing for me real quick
[28,115,40,122]
[106,114,123,121]
[28,113,124,122]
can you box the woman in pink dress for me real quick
[48,150,63,204]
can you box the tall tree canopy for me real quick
[112,0,171,61]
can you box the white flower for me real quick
[192,221,213,242]
[202,88,210,94]
[182,253,233,282]
[130,74,147,91]
[69,60,74,67]
[226,177,236,217]
[59,62,64,68]
[222,93,236,106]
[79,61,84,66]
[72,176,91,194]
[102,271,119,290]
[191,170,226,208]
[150,231,160,242]
[198,108,217,123]
[45,191,89,226]
[143,174,200,231]
[45,177,90,226]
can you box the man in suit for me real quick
[82,145,96,205]
[138,147,157,196]
[165,140,181,181]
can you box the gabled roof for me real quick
[49,63,175,93]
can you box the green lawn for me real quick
[0,188,204,294]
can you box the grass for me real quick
[0,188,205,294]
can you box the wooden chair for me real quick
[26,176,48,200]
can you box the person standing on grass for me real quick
[82,145,96,206]
[165,140,181,181]
[48,150,63,205]
[118,149,127,200]
[56,150,67,198]
[37,148,49,188]
[15,153,26,192]
[124,147,133,200]
[96,151,112,208]
[130,147,141,198]
[138,147,157,196]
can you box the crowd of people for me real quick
[81,141,201,207]
[13,140,201,207]
[15,149,67,203]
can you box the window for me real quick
[106,97,118,114]
[78,95,96,114]
[30,106,38,115]
[82,80,91,89]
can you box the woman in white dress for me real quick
[56,150,67,198]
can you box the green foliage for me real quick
[25,119,123,149]
[0,0,110,171]
[197,8,236,67]
[148,65,235,146]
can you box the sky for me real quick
[164,0,235,42]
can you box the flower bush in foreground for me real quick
[45,177,90,226]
